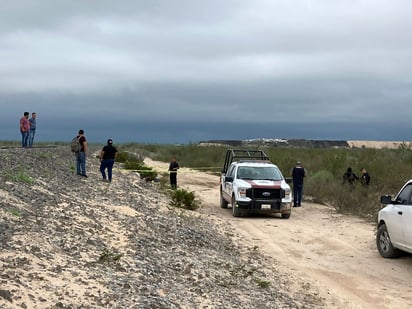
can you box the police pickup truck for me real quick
[220,149,292,218]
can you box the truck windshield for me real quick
[237,166,283,180]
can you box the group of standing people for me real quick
[72,129,118,182]
[19,112,37,148]
[291,161,371,208]
[342,167,370,186]
[74,129,180,188]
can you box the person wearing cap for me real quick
[291,161,306,207]
[99,139,118,182]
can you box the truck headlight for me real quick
[237,187,247,198]
[284,188,291,199]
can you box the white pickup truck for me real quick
[220,149,292,218]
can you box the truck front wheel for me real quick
[232,195,241,217]
[220,189,228,208]
[281,212,291,219]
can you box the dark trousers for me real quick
[170,172,177,189]
[100,159,115,181]
[293,184,303,206]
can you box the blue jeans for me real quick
[293,184,303,206]
[29,129,36,147]
[100,159,115,181]
[21,131,29,148]
[76,152,86,175]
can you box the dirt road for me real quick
[146,159,412,309]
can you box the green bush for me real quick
[169,189,199,210]
[118,151,158,181]
[6,170,34,183]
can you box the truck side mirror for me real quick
[224,176,233,182]
[380,195,393,204]
[285,177,292,184]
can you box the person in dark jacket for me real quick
[342,167,358,185]
[168,158,180,189]
[292,161,306,207]
[360,168,370,186]
[99,139,118,182]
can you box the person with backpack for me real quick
[99,139,118,182]
[75,129,88,177]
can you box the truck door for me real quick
[224,165,235,198]
[394,184,412,248]
[400,184,412,249]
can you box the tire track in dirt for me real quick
[145,158,412,309]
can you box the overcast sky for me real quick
[1,0,412,143]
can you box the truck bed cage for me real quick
[222,149,271,174]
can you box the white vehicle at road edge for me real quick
[220,149,292,218]
[376,179,412,258]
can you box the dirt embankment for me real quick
[146,159,412,309]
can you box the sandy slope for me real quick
[146,158,412,309]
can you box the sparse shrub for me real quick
[118,151,158,180]
[123,160,141,170]
[158,172,170,189]
[169,188,199,210]
[116,151,134,163]
[8,208,21,217]
[6,170,34,183]
[254,278,271,288]
[137,166,158,181]
[98,248,123,263]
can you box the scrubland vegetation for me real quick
[4,141,412,221]
[119,142,412,222]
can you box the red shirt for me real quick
[20,117,30,132]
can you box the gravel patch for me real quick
[0,145,324,308]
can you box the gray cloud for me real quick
[1,0,412,142]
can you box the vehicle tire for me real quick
[232,195,241,217]
[220,189,228,208]
[376,224,400,258]
[281,212,291,219]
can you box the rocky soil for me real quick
[0,145,324,309]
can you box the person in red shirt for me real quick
[76,129,88,177]
[19,112,30,148]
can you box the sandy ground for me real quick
[145,158,412,309]
[347,140,411,149]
